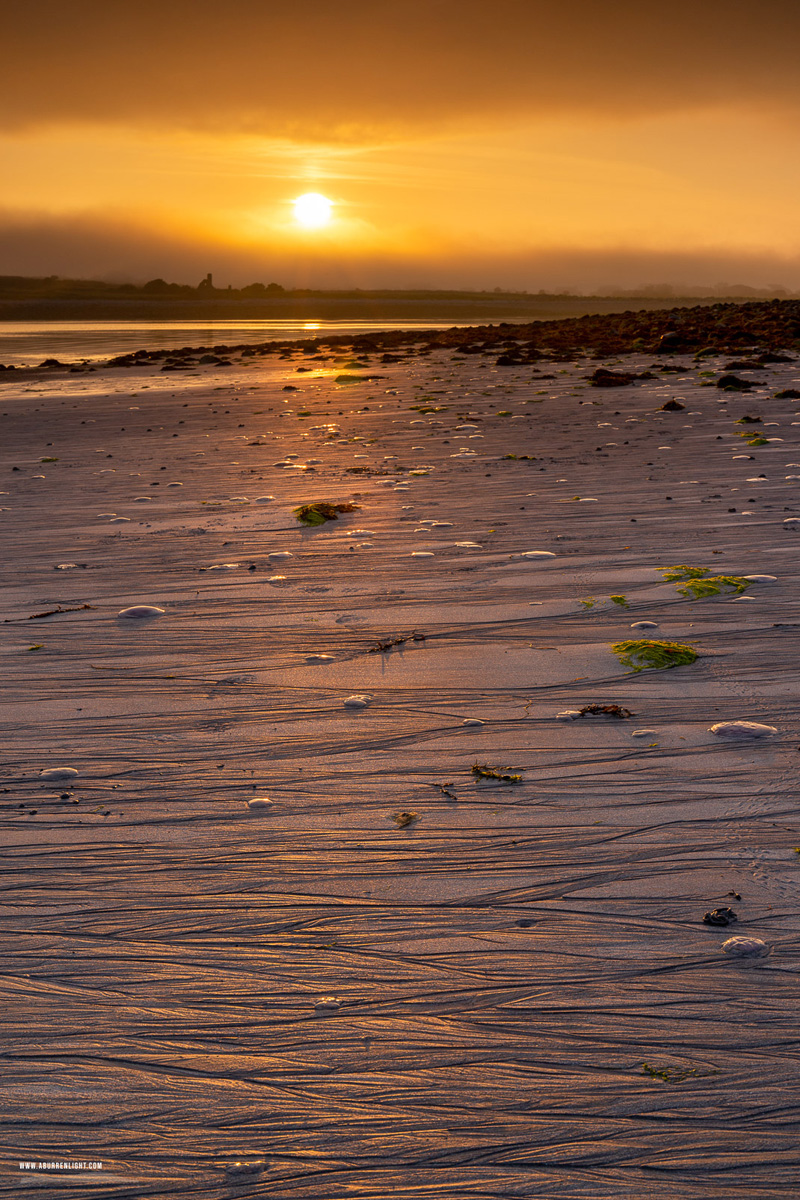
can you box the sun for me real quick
[293,192,333,228]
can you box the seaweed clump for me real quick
[293,500,361,526]
[472,763,522,783]
[612,639,698,673]
[659,564,751,598]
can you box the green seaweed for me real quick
[612,639,698,673]
[578,597,596,609]
[747,437,769,446]
[677,575,751,598]
[610,594,629,608]
[472,763,522,784]
[642,1062,701,1083]
[659,565,750,597]
[660,565,709,581]
[293,500,360,526]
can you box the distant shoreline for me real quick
[0,292,781,324]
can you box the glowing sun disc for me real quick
[294,192,333,227]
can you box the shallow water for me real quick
[0,318,466,367]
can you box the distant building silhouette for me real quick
[197,273,213,290]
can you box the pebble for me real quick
[631,729,658,737]
[784,518,800,528]
[344,694,373,708]
[411,551,434,557]
[267,551,293,560]
[455,541,482,548]
[254,495,275,503]
[40,767,79,781]
[709,721,778,739]
[722,936,769,957]
[631,621,658,629]
[462,718,485,726]
[109,517,131,523]
[520,550,556,559]
[117,605,165,619]
[743,574,777,583]
[306,654,334,663]
[556,710,582,721]
[203,563,239,571]
[246,797,273,812]
[314,997,341,1011]
[55,562,79,570]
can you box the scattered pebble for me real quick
[55,562,79,570]
[117,605,165,619]
[631,729,658,738]
[411,551,434,557]
[306,654,334,663]
[246,797,273,812]
[314,997,341,1011]
[462,718,485,726]
[40,767,79,781]
[344,694,373,708]
[709,721,778,739]
[631,621,658,630]
[556,710,583,721]
[254,495,276,503]
[742,574,777,583]
[722,936,769,957]
[267,551,293,561]
[520,550,556,559]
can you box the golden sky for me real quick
[3,0,800,290]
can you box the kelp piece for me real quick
[293,500,360,525]
[392,811,418,827]
[612,639,698,672]
[472,763,522,783]
[577,704,635,718]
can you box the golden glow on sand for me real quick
[293,192,333,228]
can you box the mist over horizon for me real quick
[4,2,800,295]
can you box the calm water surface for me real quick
[0,319,471,368]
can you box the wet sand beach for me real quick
[3,317,800,1196]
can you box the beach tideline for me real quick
[2,334,800,1197]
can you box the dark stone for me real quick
[659,399,685,411]
[717,374,754,391]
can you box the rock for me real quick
[717,374,754,391]
[40,767,78,781]
[659,399,686,411]
[783,517,800,529]
[462,718,485,726]
[520,550,556,559]
[267,551,293,560]
[710,721,778,739]
[722,936,769,957]
[586,368,638,387]
[631,621,659,630]
[631,729,658,737]
[556,710,583,721]
[344,694,373,708]
[703,907,738,927]
[117,605,165,619]
[306,654,334,663]
[314,997,341,1011]
[742,574,777,583]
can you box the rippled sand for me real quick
[3,343,800,1196]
